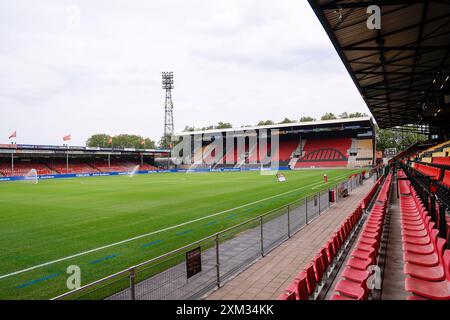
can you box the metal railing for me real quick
[52,174,363,300]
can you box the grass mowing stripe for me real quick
[0,173,349,281]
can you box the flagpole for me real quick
[141,140,145,167]
[9,131,16,175]
[109,136,112,168]
[66,143,69,174]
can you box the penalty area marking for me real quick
[0,173,351,280]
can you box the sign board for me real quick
[186,247,202,279]
[384,148,397,158]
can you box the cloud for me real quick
[0,0,368,146]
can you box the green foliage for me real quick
[339,112,368,119]
[376,126,427,152]
[216,121,232,129]
[86,134,155,149]
[279,117,294,124]
[320,112,337,120]
[86,134,111,148]
[257,120,275,126]
[299,116,315,122]
[183,126,195,132]
[182,122,233,132]
[158,134,172,149]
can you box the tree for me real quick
[216,122,232,129]
[299,116,315,122]
[183,126,195,132]
[339,112,368,118]
[349,112,368,118]
[321,113,337,120]
[182,122,233,132]
[257,120,275,126]
[201,125,215,131]
[279,117,294,124]
[86,133,112,148]
[158,134,170,149]
[376,126,427,152]
[86,134,155,149]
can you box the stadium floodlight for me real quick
[162,72,174,90]
[162,72,174,138]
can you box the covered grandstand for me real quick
[173,117,376,169]
[0,144,170,179]
[268,0,450,301]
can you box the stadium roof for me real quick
[0,144,170,155]
[308,0,450,134]
[175,116,374,136]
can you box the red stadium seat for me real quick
[405,251,450,300]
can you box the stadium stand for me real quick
[47,159,100,174]
[329,173,392,300]
[442,171,450,188]
[412,163,442,180]
[0,161,53,176]
[419,140,450,159]
[93,160,135,173]
[398,170,450,299]
[278,175,387,300]
[0,158,159,177]
[278,140,300,162]
[295,137,352,168]
[433,157,450,166]
[355,139,373,167]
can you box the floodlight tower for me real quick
[162,72,174,137]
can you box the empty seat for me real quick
[405,251,450,300]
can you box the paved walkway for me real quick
[381,187,409,299]
[205,179,375,300]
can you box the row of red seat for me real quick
[433,157,450,166]
[361,178,383,210]
[278,176,384,300]
[0,162,53,176]
[0,161,160,177]
[412,163,441,180]
[442,170,450,188]
[330,173,393,300]
[398,171,450,299]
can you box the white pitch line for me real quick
[0,173,350,280]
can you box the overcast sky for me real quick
[0,0,370,146]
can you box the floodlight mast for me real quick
[162,72,174,137]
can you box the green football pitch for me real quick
[0,168,361,299]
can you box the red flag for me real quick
[8,131,16,139]
[108,137,113,144]
[63,134,71,141]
